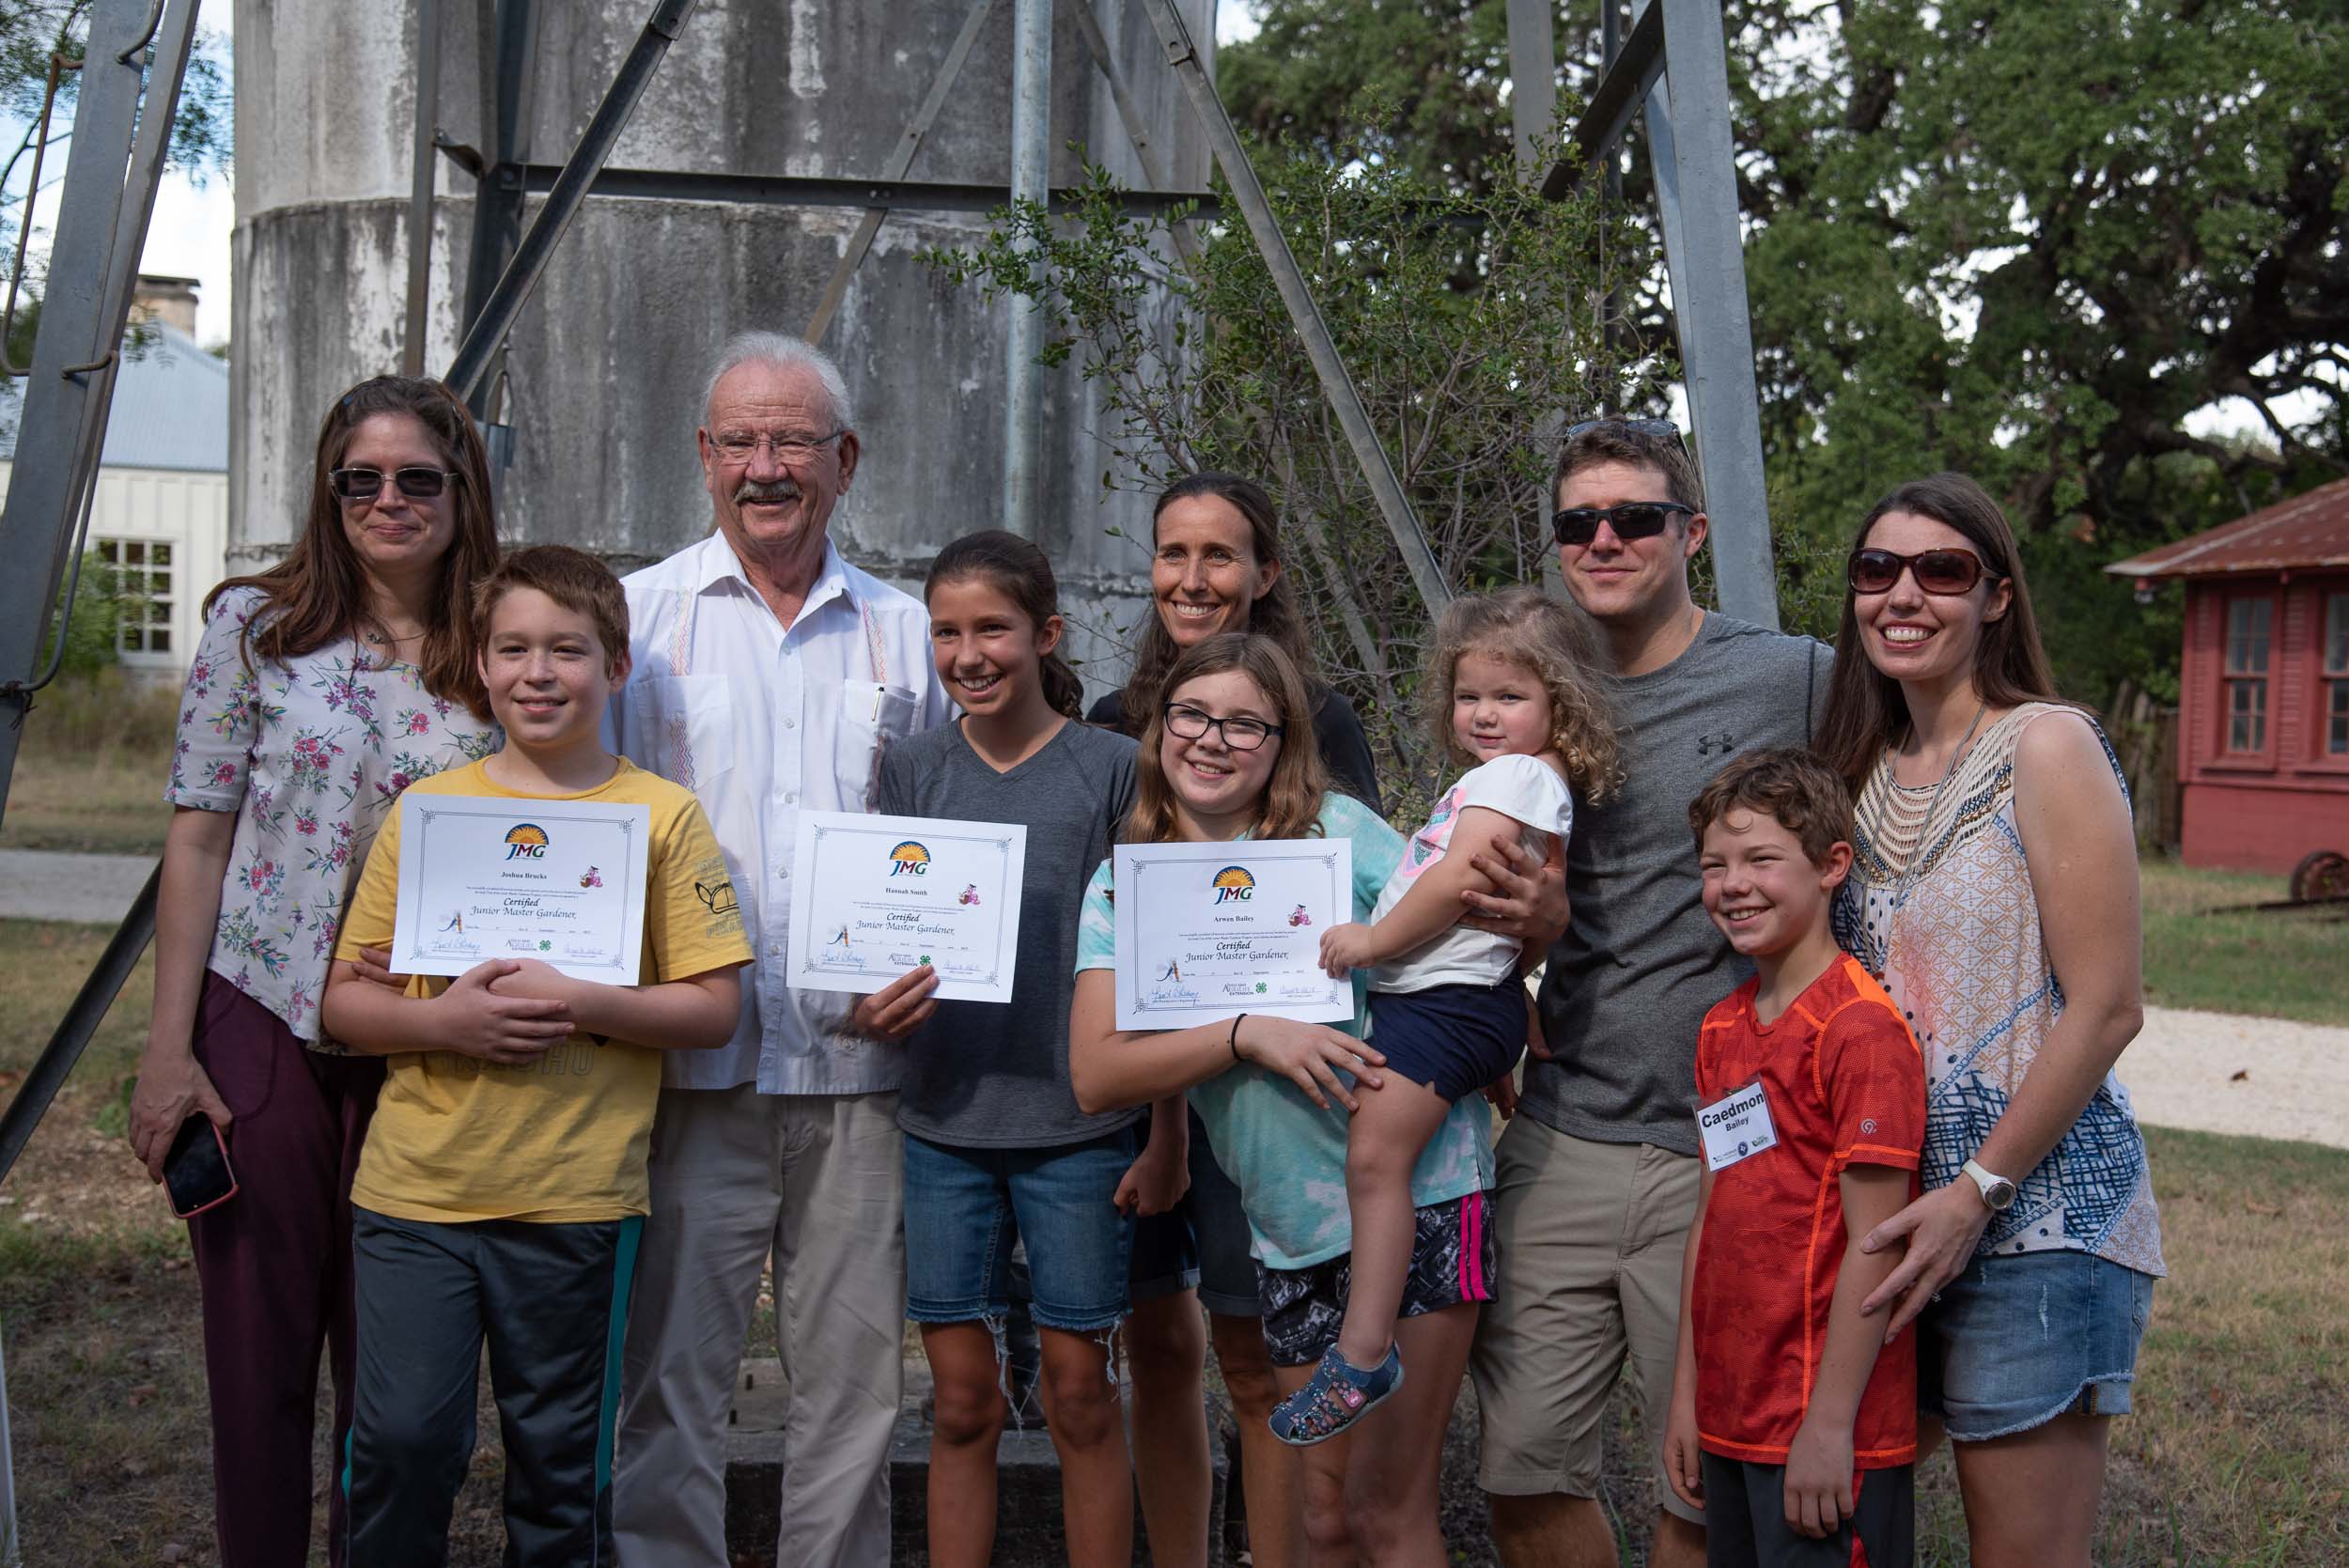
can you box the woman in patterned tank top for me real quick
[124,377,503,1566]
[1815,474,2162,1568]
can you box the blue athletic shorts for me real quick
[1128,1107,1260,1318]
[1366,980,1526,1102]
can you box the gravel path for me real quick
[2123,1004,2349,1150]
[0,847,156,925]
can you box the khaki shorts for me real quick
[1470,1116,1704,1524]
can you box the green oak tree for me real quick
[1219,0,2349,703]
[3,0,231,380]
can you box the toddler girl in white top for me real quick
[1270,587,1618,1444]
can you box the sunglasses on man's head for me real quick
[1563,417,1685,443]
[1846,546,1997,597]
[1552,500,1696,548]
[328,466,459,502]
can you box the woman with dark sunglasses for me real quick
[1815,474,2163,1568]
[125,376,502,1568]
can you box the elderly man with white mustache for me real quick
[607,332,952,1567]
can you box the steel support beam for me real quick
[0,871,160,1188]
[1645,0,1776,626]
[403,0,442,376]
[0,0,195,823]
[446,0,697,410]
[475,159,1217,218]
[803,0,1000,345]
[1132,0,1451,612]
[1504,0,1559,174]
[460,0,540,343]
[1063,0,1202,262]
[1506,0,1562,541]
[1543,0,1662,198]
[1003,0,1054,538]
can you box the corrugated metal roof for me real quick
[2108,474,2349,580]
[0,321,228,473]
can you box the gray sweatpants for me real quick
[344,1207,642,1568]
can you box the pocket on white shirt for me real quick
[834,680,919,811]
[644,675,737,791]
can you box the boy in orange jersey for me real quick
[1664,748,1925,1567]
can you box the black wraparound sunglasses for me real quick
[1552,500,1697,548]
[328,466,460,502]
[1846,546,1999,597]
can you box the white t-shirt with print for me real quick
[1370,752,1573,992]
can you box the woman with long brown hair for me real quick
[1091,471,1380,809]
[125,376,504,1568]
[1818,473,2163,1568]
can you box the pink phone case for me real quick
[168,1121,241,1220]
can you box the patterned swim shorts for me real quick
[1254,1190,1495,1368]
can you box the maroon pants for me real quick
[186,973,383,1568]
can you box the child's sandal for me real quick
[1268,1343,1404,1446]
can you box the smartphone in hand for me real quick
[163,1114,238,1219]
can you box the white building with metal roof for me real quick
[0,278,228,680]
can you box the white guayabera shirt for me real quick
[610,533,953,1094]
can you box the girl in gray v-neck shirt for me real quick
[879,718,1140,1145]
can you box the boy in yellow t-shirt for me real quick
[322,545,749,1568]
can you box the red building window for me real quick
[2326,591,2349,757]
[2223,596,2273,754]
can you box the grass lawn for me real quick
[2,920,2342,1564]
[0,671,178,856]
[2139,859,2349,1026]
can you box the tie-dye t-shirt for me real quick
[1371,752,1573,991]
[1075,791,1496,1270]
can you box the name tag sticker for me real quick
[1697,1079,1780,1172]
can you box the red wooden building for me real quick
[2108,476,2349,877]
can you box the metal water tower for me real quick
[227,0,1219,683]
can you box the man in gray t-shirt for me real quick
[1471,421,1833,1568]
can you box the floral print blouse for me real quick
[165,586,499,1045]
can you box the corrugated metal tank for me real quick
[228,1,1217,691]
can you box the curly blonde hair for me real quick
[1426,587,1619,798]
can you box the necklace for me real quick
[1882,700,1987,911]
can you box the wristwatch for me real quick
[1961,1157,2017,1213]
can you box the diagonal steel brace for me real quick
[1128,0,1452,612]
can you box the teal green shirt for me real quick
[1075,792,1495,1269]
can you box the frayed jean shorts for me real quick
[1920,1248,2155,1441]
[904,1127,1138,1334]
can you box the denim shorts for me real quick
[1128,1107,1262,1318]
[904,1128,1138,1333]
[1920,1248,2155,1441]
[1255,1190,1495,1368]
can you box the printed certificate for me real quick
[390,795,651,984]
[786,811,1028,1003]
[1112,838,1355,1031]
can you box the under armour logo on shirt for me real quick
[1697,732,1735,757]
